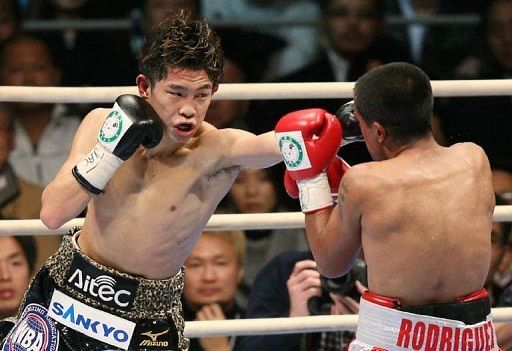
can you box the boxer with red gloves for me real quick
[275,109,346,213]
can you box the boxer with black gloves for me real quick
[72,94,163,194]
[1,12,283,351]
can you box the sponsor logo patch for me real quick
[131,322,179,350]
[139,329,169,348]
[48,290,135,350]
[2,304,59,351]
[99,109,123,143]
[275,131,312,170]
[65,255,138,310]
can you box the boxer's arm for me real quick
[40,109,105,229]
[223,129,282,169]
[305,167,363,278]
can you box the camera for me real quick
[307,259,367,315]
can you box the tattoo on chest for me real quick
[206,166,240,181]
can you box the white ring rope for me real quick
[3,82,512,338]
[1,206,512,236]
[1,80,512,103]
[183,308,512,337]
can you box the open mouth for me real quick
[176,123,193,132]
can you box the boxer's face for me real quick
[0,237,31,319]
[138,67,214,143]
[229,169,278,213]
[183,234,243,310]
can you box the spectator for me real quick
[25,0,137,86]
[238,250,362,351]
[0,0,21,45]
[491,194,512,349]
[0,236,37,320]
[248,0,409,136]
[130,0,202,57]
[182,230,246,351]
[0,104,61,270]
[491,162,512,293]
[0,33,81,187]
[205,29,282,130]
[486,194,512,305]
[224,165,309,307]
[492,160,512,204]
[438,0,512,165]
[201,0,320,81]
[385,0,477,79]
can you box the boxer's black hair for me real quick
[137,9,224,87]
[354,62,433,145]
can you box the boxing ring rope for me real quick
[1,206,512,236]
[184,308,512,337]
[3,81,512,338]
[1,79,512,103]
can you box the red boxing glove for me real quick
[284,157,349,213]
[275,109,342,181]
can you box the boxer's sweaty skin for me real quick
[306,135,495,306]
[41,68,282,279]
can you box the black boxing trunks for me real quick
[0,229,189,351]
[348,290,501,351]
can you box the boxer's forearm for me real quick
[304,208,333,274]
[40,167,91,229]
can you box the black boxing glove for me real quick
[335,100,363,146]
[72,94,163,194]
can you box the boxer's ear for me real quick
[136,74,151,98]
[374,121,387,144]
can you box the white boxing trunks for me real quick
[348,290,500,351]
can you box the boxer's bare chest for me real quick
[83,143,241,277]
[106,144,237,217]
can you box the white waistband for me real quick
[349,297,499,351]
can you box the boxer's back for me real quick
[355,142,494,306]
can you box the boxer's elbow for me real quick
[314,253,352,279]
[40,205,66,230]
[40,192,70,229]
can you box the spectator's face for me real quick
[0,108,13,167]
[323,0,381,59]
[50,0,87,10]
[0,1,17,44]
[229,169,278,213]
[144,0,198,31]
[0,39,60,88]
[487,222,507,286]
[487,0,512,69]
[205,59,249,128]
[183,234,242,310]
[0,237,31,319]
[493,169,512,203]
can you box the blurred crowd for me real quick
[2,0,512,350]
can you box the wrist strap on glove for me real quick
[297,172,333,213]
[72,143,123,194]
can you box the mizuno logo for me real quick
[139,329,169,347]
